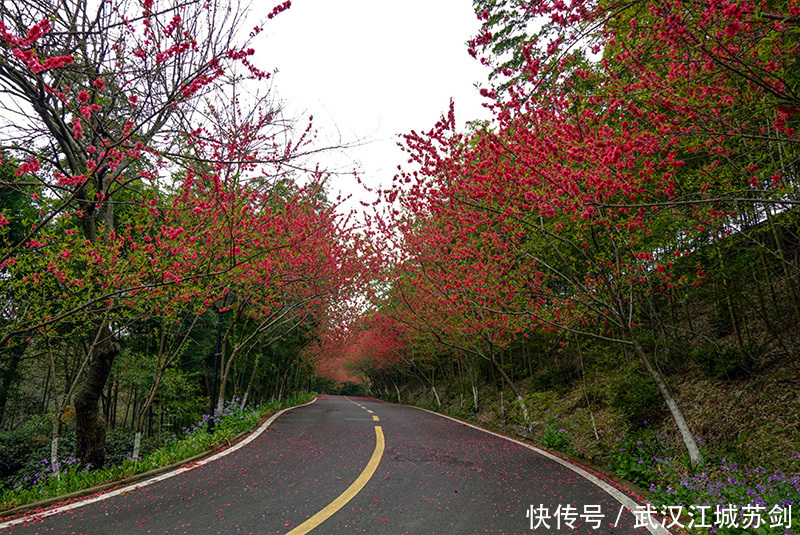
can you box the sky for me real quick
[255,0,492,214]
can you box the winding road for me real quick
[0,396,669,534]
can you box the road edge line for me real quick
[0,397,318,531]
[412,406,671,535]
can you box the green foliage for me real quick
[529,361,579,395]
[606,372,663,429]
[709,304,737,338]
[338,382,367,397]
[607,432,663,489]
[104,428,156,467]
[0,415,51,489]
[647,453,800,535]
[446,405,477,421]
[541,425,575,456]
[691,343,762,380]
[524,391,558,418]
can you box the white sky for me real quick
[256,0,492,215]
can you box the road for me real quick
[0,396,667,534]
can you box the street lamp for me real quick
[208,291,236,433]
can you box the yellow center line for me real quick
[372,415,379,421]
[285,426,385,535]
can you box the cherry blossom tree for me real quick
[370,0,800,465]
[0,0,312,468]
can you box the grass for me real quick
[0,393,315,512]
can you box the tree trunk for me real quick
[577,344,600,441]
[74,322,120,469]
[0,341,27,427]
[465,358,479,410]
[132,372,162,459]
[132,431,143,460]
[390,377,401,404]
[629,333,701,465]
[241,345,261,410]
[431,385,441,408]
[48,340,62,467]
[487,350,531,428]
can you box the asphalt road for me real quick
[0,396,667,534]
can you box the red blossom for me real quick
[267,1,291,19]
[72,117,83,139]
[14,157,40,176]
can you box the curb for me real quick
[0,396,317,525]
[0,446,221,521]
[374,397,652,499]
[368,396,679,534]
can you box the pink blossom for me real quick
[14,157,40,176]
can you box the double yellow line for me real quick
[286,401,384,534]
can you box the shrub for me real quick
[691,342,761,380]
[0,415,74,490]
[541,425,575,455]
[529,361,579,395]
[606,373,663,429]
[649,458,800,535]
[607,431,668,489]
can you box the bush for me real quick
[607,431,667,489]
[649,457,800,535]
[691,342,761,380]
[0,414,77,490]
[541,425,575,455]
[529,361,579,395]
[606,373,663,429]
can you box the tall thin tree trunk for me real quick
[717,249,744,350]
[47,338,61,468]
[767,208,800,329]
[577,344,600,441]
[628,331,701,464]
[487,349,531,429]
[133,371,162,459]
[240,354,260,410]
[48,337,92,468]
[431,384,441,408]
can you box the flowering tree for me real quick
[0,0,308,468]
[369,0,800,465]
[386,175,535,422]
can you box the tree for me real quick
[0,0,297,468]
[386,90,711,460]
[376,0,800,466]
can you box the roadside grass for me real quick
[507,403,800,535]
[0,394,315,512]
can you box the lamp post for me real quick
[208,291,235,433]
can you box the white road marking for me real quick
[0,398,318,530]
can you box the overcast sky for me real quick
[256,0,492,214]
